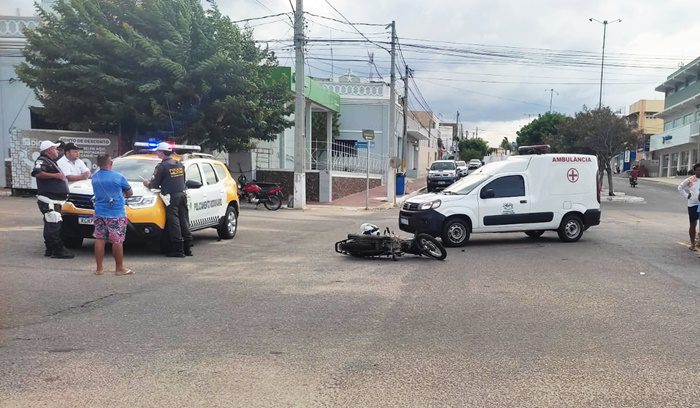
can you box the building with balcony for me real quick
[626,99,663,161]
[649,57,700,177]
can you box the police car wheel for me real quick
[441,218,470,247]
[557,215,584,242]
[217,206,238,239]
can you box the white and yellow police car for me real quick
[60,143,239,250]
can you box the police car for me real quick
[60,143,239,250]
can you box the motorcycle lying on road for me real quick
[237,175,283,211]
[335,224,447,261]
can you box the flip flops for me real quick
[115,269,134,276]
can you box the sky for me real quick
[4,0,700,147]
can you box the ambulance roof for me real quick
[470,154,596,176]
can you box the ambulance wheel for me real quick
[525,230,544,239]
[441,218,470,247]
[557,215,584,242]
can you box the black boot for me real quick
[51,245,75,259]
[44,244,53,257]
[184,241,193,256]
[166,242,185,258]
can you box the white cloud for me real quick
[5,0,699,147]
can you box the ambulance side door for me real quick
[477,174,531,231]
[185,163,205,228]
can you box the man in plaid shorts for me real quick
[92,155,133,275]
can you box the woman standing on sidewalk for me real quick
[677,163,700,250]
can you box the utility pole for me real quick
[546,88,558,113]
[590,18,621,109]
[386,20,396,205]
[402,65,410,175]
[293,0,306,209]
[456,111,460,140]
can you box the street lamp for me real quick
[589,18,621,109]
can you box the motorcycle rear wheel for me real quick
[264,194,282,210]
[414,233,447,260]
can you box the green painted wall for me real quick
[665,80,700,108]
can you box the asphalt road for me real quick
[1,184,699,407]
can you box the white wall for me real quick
[1,51,40,188]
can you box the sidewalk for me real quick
[640,175,686,187]
[309,177,427,210]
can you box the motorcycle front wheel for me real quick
[414,233,447,260]
[264,194,282,210]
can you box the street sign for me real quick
[356,141,375,149]
[362,129,375,141]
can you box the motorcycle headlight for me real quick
[126,196,157,209]
[419,199,441,210]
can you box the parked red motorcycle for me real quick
[237,175,283,211]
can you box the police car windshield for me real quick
[442,174,490,195]
[111,158,159,181]
[430,162,456,170]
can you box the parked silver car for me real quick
[455,161,468,177]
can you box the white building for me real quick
[649,56,700,177]
[0,13,41,188]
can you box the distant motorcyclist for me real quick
[629,165,639,187]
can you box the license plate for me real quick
[78,216,94,225]
[438,181,447,184]
[400,216,409,225]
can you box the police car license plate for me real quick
[400,216,409,225]
[78,216,94,225]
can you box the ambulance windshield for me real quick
[442,174,490,195]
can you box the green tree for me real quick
[557,107,637,195]
[458,137,488,161]
[17,0,292,152]
[515,112,568,148]
[499,137,511,151]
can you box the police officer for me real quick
[144,142,192,257]
[31,140,74,259]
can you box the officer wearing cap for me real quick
[143,142,192,257]
[57,142,91,184]
[31,140,74,259]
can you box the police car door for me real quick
[477,174,531,231]
[185,163,206,228]
[198,162,226,226]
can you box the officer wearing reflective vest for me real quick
[143,142,193,257]
[31,140,74,259]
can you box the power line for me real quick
[322,0,390,53]
[231,12,291,24]
[303,11,387,27]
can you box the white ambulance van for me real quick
[399,152,601,246]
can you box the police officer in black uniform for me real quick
[31,140,74,259]
[144,142,192,257]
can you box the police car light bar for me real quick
[134,142,201,152]
[518,144,550,155]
